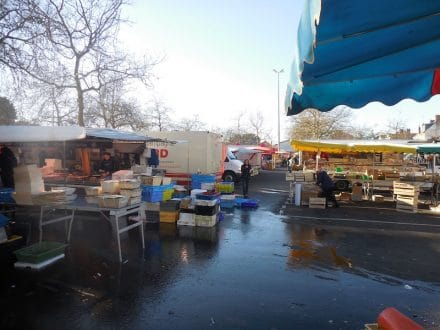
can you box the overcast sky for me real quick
[119,0,440,140]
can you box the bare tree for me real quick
[289,107,353,139]
[5,0,159,126]
[232,109,247,134]
[83,71,149,130]
[147,97,173,131]
[248,110,265,143]
[0,0,41,71]
[0,96,16,124]
[30,84,77,125]
[175,114,206,131]
[386,116,410,138]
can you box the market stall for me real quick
[38,197,144,263]
[290,139,424,199]
[0,126,170,265]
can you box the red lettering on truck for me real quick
[159,149,169,158]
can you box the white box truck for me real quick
[145,131,243,185]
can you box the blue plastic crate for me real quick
[0,188,15,204]
[173,191,188,198]
[235,198,259,208]
[142,190,163,202]
[141,184,174,193]
[0,214,10,228]
[220,200,235,209]
[195,192,221,200]
[191,174,216,189]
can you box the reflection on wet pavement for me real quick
[1,171,440,329]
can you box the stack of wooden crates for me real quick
[286,171,320,207]
[393,182,419,213]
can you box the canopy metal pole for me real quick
[371,151,375,200]
[63,141,67,186]
[187,142,190,193]
[315,149,320,172]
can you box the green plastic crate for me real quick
[14,241,67,264]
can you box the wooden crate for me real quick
[309,197,326,209]
[384,171,400,180]
[286,172,295,181]
[393,181,420,197]
[294,175,305,182]
[396,195,418,206]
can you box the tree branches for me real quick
[1,0,159,126]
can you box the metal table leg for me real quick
[114,215,122,263]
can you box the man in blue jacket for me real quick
[316,168,339,208]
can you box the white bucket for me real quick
[294,183,302,206]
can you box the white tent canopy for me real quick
[0,126,86,142]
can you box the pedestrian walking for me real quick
[241,159,252,198]
[316,168,339,208]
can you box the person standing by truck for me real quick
[241,159,252,198]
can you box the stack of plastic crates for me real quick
[194,192,220,227]
[215,182,235,209]
[191,174,216,189]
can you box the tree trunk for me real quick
[76,86,85,127]
[74,57,85,126]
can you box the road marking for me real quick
[285,215,440,227]
[260,188,289,193]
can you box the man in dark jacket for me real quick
[241,159,252,197]
[316,168,339,208]
[99,152,118,179]
[0,145,18,188]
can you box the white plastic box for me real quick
[195,214,217,227]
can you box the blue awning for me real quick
[86,128,153,142]
[285,0,440,115]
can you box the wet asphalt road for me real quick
[1,170,440,329]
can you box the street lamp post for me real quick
[273,69,284,152]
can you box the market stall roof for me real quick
[85,128,151,142]
[415,144,440,154]
[285,0,440,115]
[0,125,86,142]
[291,139,417,154]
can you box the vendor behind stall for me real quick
[0,145,17,188]
[99,152,119,179]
